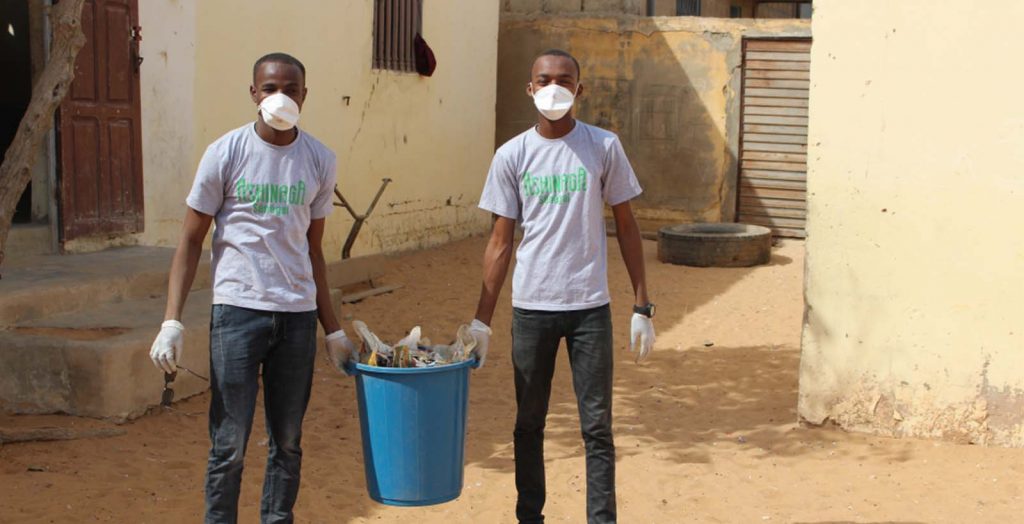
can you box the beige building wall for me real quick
[550,0,799,18]
[504,0,645,15]
[649,0,734,18]
[135,0,198,248]
[756,2,799,18]
[497,16,809,224]
[701,0,733,18]
[134,0,498,257]
[799,0,1024,446]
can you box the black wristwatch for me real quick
[633,303,655,318]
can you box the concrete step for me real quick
[0,290,214,420]
[0,250,385,420]
[0,246,211,326]
[5,223,53,258]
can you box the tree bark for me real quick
[0,0,86,274]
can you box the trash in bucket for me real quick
[346,322,478,506]
[352,320,477,368]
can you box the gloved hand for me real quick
[325,329,359,375]
[630,313,655,363]
[468,319,492,367]
[150,320,185,373]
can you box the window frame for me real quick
[676,0,701,16]
[372,0,423,73]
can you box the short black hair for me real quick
[253,52,306,81]
[536,48,580,79]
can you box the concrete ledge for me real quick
[5,224,52,258]
[0,291,213,420]
[0,251,388,420]
[326,254,387,288]
[0,247,211,325]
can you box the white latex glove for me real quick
[325,329,358,375]
[630,313,655,363]
[150,320,185,373]
[468,319,492,367]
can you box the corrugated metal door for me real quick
[59,0,144,240]
[738,38,810,238]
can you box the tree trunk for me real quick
[0,0,86,275]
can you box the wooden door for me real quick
[59,0,143,240]
[737,38,810,239]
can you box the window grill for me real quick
[676,0,701,16]
[373,0,422,72]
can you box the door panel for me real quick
[67,117,100,220]
[738,38,812,239]
[59,0,142,240]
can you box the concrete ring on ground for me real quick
[657,223,773,267]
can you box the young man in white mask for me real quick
[149,52,357,523]
[468,49,656,524]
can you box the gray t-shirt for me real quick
[479,121,642,311]
[186,123,336,312]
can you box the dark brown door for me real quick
[59,0,143,240]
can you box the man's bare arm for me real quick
[611,201,649,307]
[474,215,517,326]
[164,207,214,321]
[308,218,341,335]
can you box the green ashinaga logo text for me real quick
[236,178,306,215]
[522,167,587,205]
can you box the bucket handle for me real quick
[344,362,359,376]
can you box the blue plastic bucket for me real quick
[350,359,476,506]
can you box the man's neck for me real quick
[254,119,299,146]
[535,115,576,139]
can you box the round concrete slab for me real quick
[657,223,772,267]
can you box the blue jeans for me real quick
[512,304,616,524]
[204,304,319,524]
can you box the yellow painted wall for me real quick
[711,1,804,19]
[799,0,1024,446]
[701,0,733,18]
[136,0,198,248]
[497,16,809,223]
[504,0,645,15]
[756,2,798,18]
[135,0,498,258]
[510,0,797,18]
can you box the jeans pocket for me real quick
[211,304,227,331]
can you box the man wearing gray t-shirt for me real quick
[468,49,657,524]
[148,53,358,523]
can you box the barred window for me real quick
[676,0,701,16]
[756,2,810,18]
[373,0,422,72]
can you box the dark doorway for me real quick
[0,1,34,224]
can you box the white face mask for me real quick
[258,92,301,131]
[531,83,578,121]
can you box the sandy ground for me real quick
[1,236,1022,523]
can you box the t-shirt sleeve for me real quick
[601,136,643,206]
[310,153,337,220]
[478,148,521,220]
[185,143,227,216]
